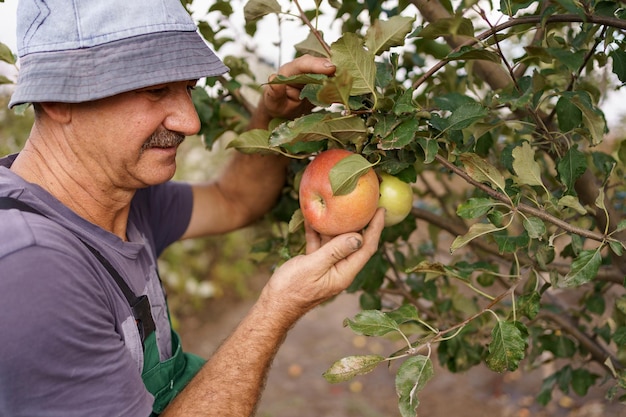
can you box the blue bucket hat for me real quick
[9,0,229,108]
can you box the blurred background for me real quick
[2,1,626,416]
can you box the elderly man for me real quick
[0,0,384,416]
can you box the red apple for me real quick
[299,149,380,236]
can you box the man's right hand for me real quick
[260,208,385,326]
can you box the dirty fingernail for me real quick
[349,237,363,250]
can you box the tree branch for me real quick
[434,154,610,243]
[537,310,624,372]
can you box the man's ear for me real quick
[38,102,72,123]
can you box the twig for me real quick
[434,154,609,243]
[413,13,626,90]
[292,0,332,57]
[537,310,624,372]
[411,206,624,284]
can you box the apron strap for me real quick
[0,196,156,343]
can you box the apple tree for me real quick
[3,0,626,414]
[189,0,626,414]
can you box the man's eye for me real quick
[147,88,168,95]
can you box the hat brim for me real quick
[9,31,228,108]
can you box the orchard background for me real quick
[2,0,626,415]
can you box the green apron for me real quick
[0,197,203,415]
[142,329,206,416]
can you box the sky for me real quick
[0,2,17,47]
[0,1,18,80]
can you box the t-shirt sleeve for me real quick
[0,245,154,417]
[132,181,194,256]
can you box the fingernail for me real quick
[324,60,336,68]
[348,236,362,250]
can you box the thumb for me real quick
[308,233,363,270]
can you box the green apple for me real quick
[378,173,413,226]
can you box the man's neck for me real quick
[11,140,133,241]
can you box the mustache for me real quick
[141,129,185,152]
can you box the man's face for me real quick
[67,80,200,190]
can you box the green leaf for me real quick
[415,137,438,163]
[618,140,626,164]
[331,33,377,96]
[294,31,331,58]
[447,102,489,131]
[557,195,586,215]
[434,92,477,111]
[609,240,624,256]
[609,49,626,83]
[418,17,474,39]
[554,0,585,15]
[324,115,368,147]
[208,1,234,15]
[539,333,577,358]
[288,209,304,234]
[267,73,328,86]
[227,129,275,154]
[459,153,506,192]
[517,292,541,320]
[559,248,602,288]
[450,223,498,253]
[571,369,599,396]
[595,187,607,212]
[329,153,374,196]
[323,355,386,383]
[365,15,415,55]
[379,118,419,150]
[0,42,15,65]
[556,95,582,131]
[493,230,529,253]
[392,87,416,115]
[522,217,546,239]
[386,304,421,325]
[512,142,544,187]
[569,92,607,146]
[438,331,484,372]
[344,309,401,336]
[243,0,281,22]
[269,113,333,147]
[457,198,496,219]
[546,47,585,72]
[612,327,626,346]
[486,321,526,372]
[406,260,448,280]
[395,356,434,417]
[316,69,353,107]
[557,146,587,195]
[447,47,501,63]
[591,151,616,181]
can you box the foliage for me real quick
[0,95,32,155]
[2,0,626,414]
[187,0,626,414]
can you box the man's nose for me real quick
[163,87,201,136]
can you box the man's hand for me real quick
[184,55,337,239]
[164,209,384,417]
[261,208,385,324]
[252,55,336,126]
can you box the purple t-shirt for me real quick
[0,154,194,416]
